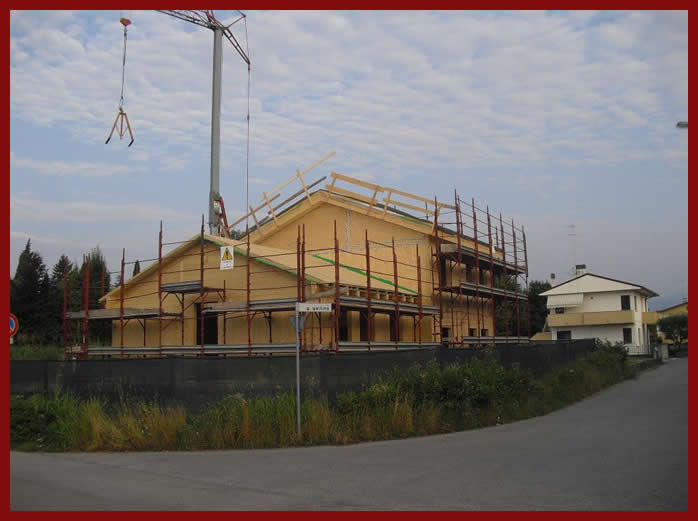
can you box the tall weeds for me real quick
[11,343,634,451]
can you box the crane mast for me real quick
[157,10,250,234]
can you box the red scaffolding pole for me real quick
[433,196,443,345]
[158,220,163,356]
[119,249,124,358]
[333,220,340,352]
[392,237,400,349]
[246,224,252,356]
[365,230,372,350]
[416,244,423,345]
[487,206,496,342]
[499,213,509,343]
[512,219,520,340]
[523,225,530,338]
[472,198,481,345]
[199,215,205,357]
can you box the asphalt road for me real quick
[11,358,688,510]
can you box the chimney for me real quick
[575,264,587,276]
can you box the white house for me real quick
[540,269,658,355]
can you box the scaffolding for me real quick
[63,173,529,358]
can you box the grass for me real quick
[11,342,639,452]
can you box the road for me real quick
[11,358,687,510]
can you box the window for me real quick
[439,257,447,287]
[623,327,632,344]
[621,295,631,310]
[469,328,476,337]
[555,307,565,314]
[634,296,637,311]
[481,328,488,337]
[556,330,571,340]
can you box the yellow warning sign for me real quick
[220,246,234,270]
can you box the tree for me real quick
[47,255,78,343]
[657,313,688,351]
[528,280,552,335]
[79,246,112,345]
[11,240,50,344]
[494,274,522,336]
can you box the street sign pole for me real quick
[295,308,301,441]
[291,302,331,441]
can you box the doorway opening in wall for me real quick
[195,303,218,345]
[441,327,450,344]
[557,330,571,340]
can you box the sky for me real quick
[10,10,688,310]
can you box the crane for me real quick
[157,10,251,235]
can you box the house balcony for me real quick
[642,311,658,325]
[548,310,635,328]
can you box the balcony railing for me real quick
[548,310,635,327]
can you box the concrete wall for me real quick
[11,340,595,410]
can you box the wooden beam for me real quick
[228,193,280,229]
[330,172,383,192]
[384,197,436,216]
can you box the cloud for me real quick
[10,153,139,177]
[9,10,688,299]
[9,10,688,175]
[10,195,197,224]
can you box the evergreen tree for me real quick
[46,255,74,343]
[528,280,552,335]
[11,240,50,344]
[494,274,521,336]
[79,246,111,345]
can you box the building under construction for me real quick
[64,167,530,357]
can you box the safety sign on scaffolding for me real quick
[296,302,332,313]
[220,245,234,270]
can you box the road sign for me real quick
[10,313,18,337]
[289,314,307,333]
[220,245,234,270]
[296,302,332,313]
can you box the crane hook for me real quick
[106,15,134,146]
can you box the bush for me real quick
[11,343,632,451]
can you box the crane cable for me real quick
[244,16,251,232]
[119,19,128,109]
[105,14,134,146]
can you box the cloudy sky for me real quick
[10,10,687,309]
